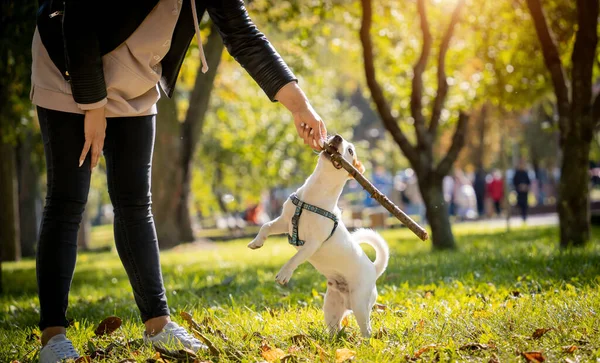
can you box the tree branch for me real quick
[436,111,469,176]
[525,0,570,131]
[360,0,418,164]
[429,0,465,137]
[411,0,433,148]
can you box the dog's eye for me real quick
[348,148,354,156]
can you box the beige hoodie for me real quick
[31,0,208,118]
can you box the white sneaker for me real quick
[144,321,207,352]
[39,334,79,363]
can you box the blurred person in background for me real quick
[513,160,531,221]
[487,169,504,216]
[473,166,487,218]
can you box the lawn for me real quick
[1,224,599,362]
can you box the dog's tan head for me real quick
[320,134,366,178]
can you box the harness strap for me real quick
[287,193,339,247]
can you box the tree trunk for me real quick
[558,134,591,247]
[152,92,185,249]
[77,209,91,250]
[178,23,224,242]
[17,129,41,257]
[419,176,455,250]
[0,142,21,261]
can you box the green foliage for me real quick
[2,225,600,361]
[0,0,37,144]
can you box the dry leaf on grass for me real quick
[74,356,92,363]
[414,344,437,359]
[117,360,136,363]
[180,311,203,332]
[243,331,266,341]
[287,345,301,354]
[155,346,197,360]
[335,348,356,362]
[372,327,389,339]
[261,342,286,363]
[290,334,311,346]
[521,351,545,362]
[94,316,122,336]
[316,344,330,361]
[459,342,494,351]
[532,328,553,339]
[191,328,220,357]
[488,353,500,363]
[373,303,387,311]
[562,345,578,353]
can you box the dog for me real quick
[248,134,390,337]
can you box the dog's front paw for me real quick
[247,238,264,249]
[275,268,293,285]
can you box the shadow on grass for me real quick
[2,226,599,330]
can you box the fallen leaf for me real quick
[532,328,553,339]
[94,316,122,336]
[562,345,578,353]
[243,331,266,341]
[373,303,387,311]
[290,334,311,346]
[155,346,197,360]
[191,328,220,357]
[459,342,492,351]
[488,353,500,363]
[372,327,389,339]
[335,348,356,362]
[281,354,299,363]
[424,290,434,299]
[180,311,203,332]
[215,329,229,341]
[117,360,136,363]
[316,344,330,361]
[74,356,92,363]
[414,344,437,359]
[521,351,545,362]
[261,346,286,362]
[288,345,301,354]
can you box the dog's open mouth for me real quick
[323,152,343,169]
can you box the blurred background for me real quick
[1,0,599,265]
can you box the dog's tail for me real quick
[351,228,389,279]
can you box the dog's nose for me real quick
[332,135,342,144]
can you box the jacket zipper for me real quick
[60,1,70,81]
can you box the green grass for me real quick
[1,225,600,362]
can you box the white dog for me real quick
[248,135,389,337]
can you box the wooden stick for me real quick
[323,142,429,241]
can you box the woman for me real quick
[32,1,327,362]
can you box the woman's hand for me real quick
[291,104,327,150]
[79,107,106,170]
[275,82,327,151]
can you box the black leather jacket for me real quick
[36,0,297,105]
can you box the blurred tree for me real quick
[152,22,224,249]
[360,0,467,250]
[0,0,37,262]
[525,0,598,247]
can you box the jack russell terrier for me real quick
[248,134,390,337]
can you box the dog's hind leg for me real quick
[275,240,320,285]
[323,287,347,336]
[248,216,287,249]
[350,286,376,337]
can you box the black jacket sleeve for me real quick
[206,0,297,101]
[63,1,107,104]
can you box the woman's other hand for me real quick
[79,106,106,170]
[275,82,327,151]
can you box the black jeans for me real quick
[36,107,169,330]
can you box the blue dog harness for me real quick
[287,193,339,247]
